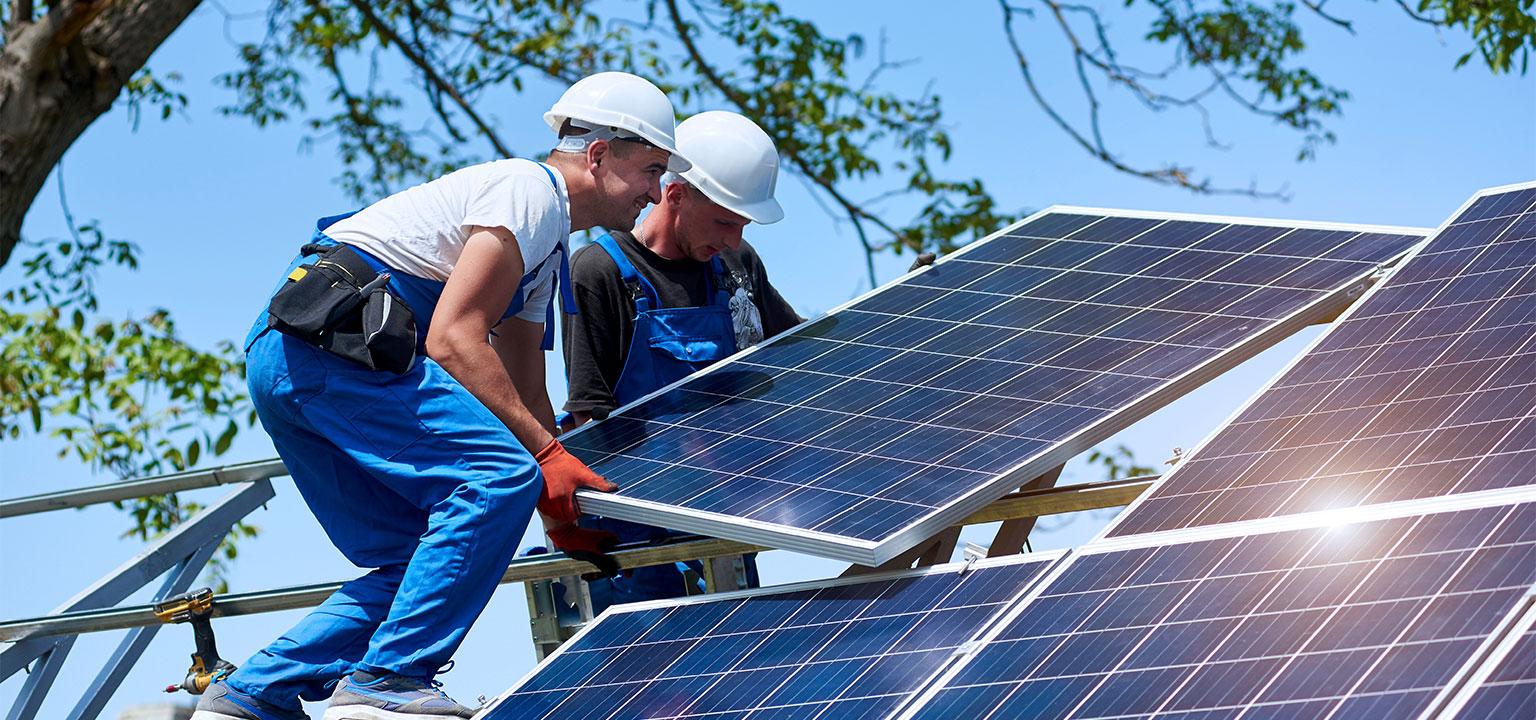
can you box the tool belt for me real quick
[266,243,418,374]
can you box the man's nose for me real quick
[722,226,744,250]
[646,179,662,205]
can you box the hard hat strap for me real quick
[555,119,653,154]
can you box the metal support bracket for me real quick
[2,480,274,720]
[2,476,1157,646]
[987,465,1065,558]
[703,555,749,593]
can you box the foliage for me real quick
[1082,444,1160,482]
[5,0,1532,562]
[123,68,190,130]
[997,0,1534,196]
[0,187,257,589]
[1033,443,1161,534]
[216,0,1019,287]
[1403,0,1536,73]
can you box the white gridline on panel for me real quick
[1119,235,1533,529]
[486,553,1065,720]
[1100,186,1536,539]
[904,496,1536,720]
[583,215,1414,539]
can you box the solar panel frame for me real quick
[476,549,1070,720]
[1438,601,1536,719]
[568,206,1428,565]
[1097,181,1536,542]
[896,487,1536,720]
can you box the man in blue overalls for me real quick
[562,111,802,611]
[194,72,689,720]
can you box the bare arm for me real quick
[492,316,556,436]
[426,225,554,452]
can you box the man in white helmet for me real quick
[560,111,801,610]
[194,72,685,720]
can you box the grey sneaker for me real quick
[321,671,476,720]
[191,680,309,720]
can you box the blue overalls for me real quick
[573,233,760,611]
[227,164,576,710]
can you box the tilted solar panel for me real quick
[908,497,1536,720]
[1445,614,1535,718]
[567,208,1423,564]
[1106,183,1536,539]
[479,554,1061,719]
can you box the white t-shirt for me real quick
[325,158,571,323]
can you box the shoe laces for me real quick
[425,661,459,702]
[400,674,455,703]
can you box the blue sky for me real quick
[2,1,1532,717]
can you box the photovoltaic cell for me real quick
[1451,623,1535,718]
[568,208,1422,564]
[480,555,1058,720]
[1108,183,1536,538]
[913,501,1536,720]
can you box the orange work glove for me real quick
[546,524,622,579]
[534,439,618,525]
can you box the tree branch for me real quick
[1000,1,1285,199]
[10,0,34,28]
[1,0,202,270]
[1302,0,1355,33]
[1393,0,1444,26]
[663,0,903,287]
[346,0,512,158]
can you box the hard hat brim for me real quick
[734,196,785,225]
[693,186,784,225]
[544,108,691,173]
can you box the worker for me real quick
[193,72,687,720]
[559,111,800,611]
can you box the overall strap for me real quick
[540,242,578,351]
[708,255,734,306]
[315,210,360,234]
[526,160,579,351]
[529,160,560,190]
[595,233,660,313]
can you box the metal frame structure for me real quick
[0,461,1155,718]
[570,207,1429,565]
[1,475,1152,645]
[1,480,275,720]
[1095,180,1536,542]
[480,490,1536,719]
[891,486,1536,720]
[1432,596,1536,718]
[476,548,1074,720]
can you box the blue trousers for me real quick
[227,328,541,708]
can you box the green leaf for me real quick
[214,420,238,455]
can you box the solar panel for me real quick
[909,497,1536,720]
[479,554,1061,719]
[1105,183,1536,539]
[566,208,1424,564]
[1445,609,1536,718]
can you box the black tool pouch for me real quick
[267,243,418,374]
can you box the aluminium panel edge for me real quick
[1425,594,1536,719]
[1094,180,1536,542]
[475,549,1071,719]
[891,484,1536,720]
[579,254,1409,565]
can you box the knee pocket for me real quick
[456,468,541,509]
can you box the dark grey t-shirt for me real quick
[562,231,801,418]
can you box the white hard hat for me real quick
[545,72,690,172]
[676,111,784,224]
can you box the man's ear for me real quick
[662,181,689,204]
[586,139,611,171]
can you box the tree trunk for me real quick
[0,0,202,269]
